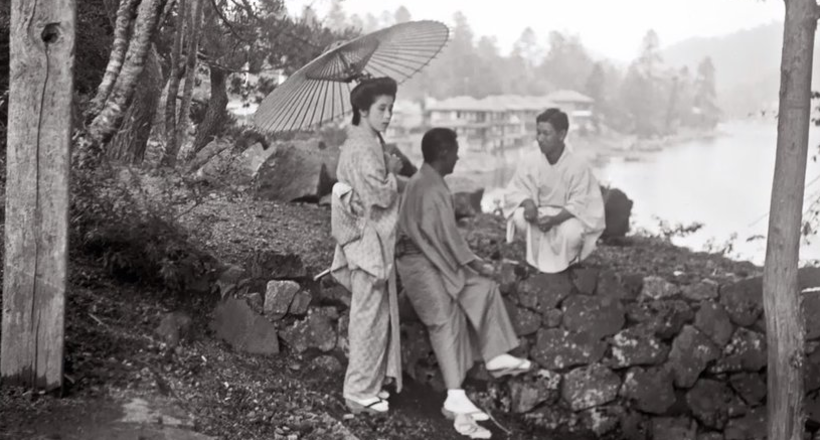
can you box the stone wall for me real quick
[401,263,820,440]
[208,250,820,440]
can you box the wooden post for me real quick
[1,0,75,391]
[763,0,816,438]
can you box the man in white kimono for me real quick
[503,108,606,273]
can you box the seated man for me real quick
[503,108,606,273]
[396,128,532,423]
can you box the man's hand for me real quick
[386,153,403,175]
[537,215,558,232]
[469,259,497,278]
[522,199,538,223]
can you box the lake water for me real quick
[476,120,820,266]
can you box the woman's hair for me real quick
[536,108,569,133]
[421,127,458,163]
[350,77,398,125]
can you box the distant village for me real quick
[386,90,595,152]
[228,81,596,154]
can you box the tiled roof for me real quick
[426,94,561,112]
[545,89,594,104]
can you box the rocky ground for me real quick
[0,194,767,440]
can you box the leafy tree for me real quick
[539,31,594,92]
[584,63,606,131]
[693,57,720,129]
[620,30,666,137]
[327,0,348,32]
[363,13,379,33]
[394,6,411,24]
[473,36,505,98]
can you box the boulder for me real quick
[685,379,734,430]
[804,289,820,340]
[288,291,313,316]
[318,283,351,309]
[627,300,694,340]
[508,369,561,413]
[723,406,766,440]
[694,302,735,349]
[524,405,579,432]
[531,328,607,370]
[264,280,301,319]
[728,373,766,407]
[719,277,763,327]
[651,417,697,440]
[190,139,257,186]
[155,312,193,347]
[641,276,681,300]
[504,299,542,336]
[600,186,633,239]
[542,308,564,328]
[597,269,640,301]
[518,272,574,313]
[562,294,625,340]
[278,307,338,353]
[453,188,485,220]
[580,406,623,437]
[210,298,279,355]
[571,267,599,295]
[214,264,247,298]
[620,366,676,414]
[668,325,721,388]
[246,251,307,280]
[683,279,720,302]
[497,260,521,296]
[619,410,651,440]
[254,140,339,203]
[805,350,820,392]
[709,328,767,374]
[561,364,621,411]
[608,326,669,368]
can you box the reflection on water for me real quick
[472,121,820,266]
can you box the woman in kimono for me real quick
[329,77,406,414]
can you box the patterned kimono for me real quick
[330,124,402,400]
[503,148,606,273]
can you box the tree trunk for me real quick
[172,0,203,162]
[162,0,186,164]
[763,1,816,439]
[85,0,140,120]
[3,0,74,391]
[108,44,162,164]
[87,0,166,145]
[190,65,229,156]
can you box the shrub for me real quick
[71,138,218,293]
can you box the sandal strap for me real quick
[364,398,385,409]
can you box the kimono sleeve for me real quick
[420,190,477,267]
[564,162,606,230]
[502,157,537,218]
[354,144,398,210]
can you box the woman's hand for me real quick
[386,153,403,175]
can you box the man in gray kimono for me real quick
[396,128,532,423]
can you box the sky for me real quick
[283,0,785,61]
